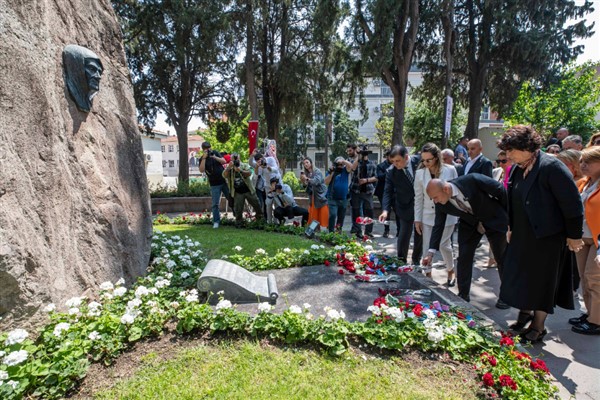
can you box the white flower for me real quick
[135,286,150,298]
[88,301,102,310]
[88,331,101,341]
[99,281,114,291]
[6,380,19,389]
[180,272,190,279]
[303,250,310,254]
[423,309,436,320]
[387,307,405,323]
[127,298,142,309]
[68,307,80,316]
[367,305,382,316]
[120,310,139,325]
[234,246,243,251]
[283,248,291,253]
[443,325,458,335]
[65,297,83,308]
[42,303,56,313]
[258,302,272,312]
[113,287,127,297]
[288,305,302,314]
[155,278,171,289]
[0,370,8,381]
[147,300,157,307]
[326,308,345,321]
[185,293,199,302]
[303,303,312,310]
[311,244,320,250]
[194,241,200,247]
[363,245,373,251]
[116,277,125,286]
[221,255,229,259]
[166,260,177,270]
[101,292,114,300]
[5,329,29,346]
[0,351,5,357]
[170,301,180,309]
[215,299,232,310]
[427,328,445,343]
[53,323,71,337]
[148,287,159,295]
[217,290,224,295]
[166,273,173,279]
[172,249,181,256]
[255,248,266,255]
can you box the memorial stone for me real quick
[198,260,279,305]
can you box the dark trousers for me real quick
[274,206,308,225]
[397,218,422,264]
[456,222,506,300]
[256,189,267,216]
[350,192,374,235]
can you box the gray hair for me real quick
[441,149,454,158]
[563,135,582,145]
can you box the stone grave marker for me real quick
[197,259,278,305]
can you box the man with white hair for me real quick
[547,127,569,148]
[562,135,584,151]
[442,148,464,176]
[464,139,493,177]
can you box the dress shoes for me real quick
[495,299,510,310]
[571,321,600,335]
[458,293,470,302]
[446,278,456,287]
[568,313,588,326]
[382,231,390,238]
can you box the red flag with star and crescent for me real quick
[248,120,259,156]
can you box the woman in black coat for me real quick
[498,125,584,343]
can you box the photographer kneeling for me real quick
[222,153,264,226]
[267,177,308,225]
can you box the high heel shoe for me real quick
[519,327,547,344]
[509,312,533,332]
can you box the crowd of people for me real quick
[198,124,600,339]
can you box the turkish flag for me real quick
[248,120,259,156]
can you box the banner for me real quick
[444,96,453,140]
[248,120,259,156]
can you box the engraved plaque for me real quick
[197,259,278,305]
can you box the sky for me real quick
[154,2,600,135]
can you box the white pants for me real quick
[422,223,455,273]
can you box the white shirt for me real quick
[464,154,482,175]
[414,165,458,226]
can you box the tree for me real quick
[201,117,252,161]
[505,63,600,141]
[351,0,421,145]
[418,0,594,138]
[112,0,237,184]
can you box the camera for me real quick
[275,184,283,191]
[260,158,267,167]
[358,145,372,157]
[232,153,240,168]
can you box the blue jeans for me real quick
[328,198,348,232]
[210,183,230,223]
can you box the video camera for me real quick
[358,145,372,157]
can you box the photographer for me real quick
[250,149,281,223]
[198,141,229,229]
[325,156,353,232]
[349,145,377,238]
[222,153,264,226]
[267,177,308,225]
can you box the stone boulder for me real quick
[0,0,152,328]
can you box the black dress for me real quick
[500,167,567,313]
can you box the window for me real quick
[169,160,175,168]
[168,145,174,152]
[381,83,393,96]
[480,106,490,120]
[162,160,167,168]
[286,155,298,170]
[176,145,179,153]
[161,145,165,152]
[315,152,326,169]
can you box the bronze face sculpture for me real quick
[63,45,104,112]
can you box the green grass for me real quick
[94,340,478,400]
[156,224,315,259]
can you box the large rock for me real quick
[0,0,152,328]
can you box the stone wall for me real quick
[0,0,152,328]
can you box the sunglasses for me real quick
[495,159,507,164]
[422,158,435,163]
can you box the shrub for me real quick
[150,179,211,198]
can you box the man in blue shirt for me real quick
[454,136,468,164]
[325,157,353,232]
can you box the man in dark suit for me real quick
[464,139,493,177]
[422,175,508,308]
[378,145,422,264]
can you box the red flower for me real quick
[324,260,330,266]
[498,375,518,390]
[338,269,345,275]
[530,359,549,374]
[182,216,187,221]
[499,336,514,346]
[413,303,424,317]
[362,235,369,242]
[481,353,498,367]
[356,217,363,223]
[373,297,387,307]
[293,220,300,227]
[482,372,495,387]
[456,312,466,320]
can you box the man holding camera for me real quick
[349,145,377,238]
[198,141,229,229]
[250,149,281,223]
[267,177,308,225]
[325,156,353,232]
[222,153,264,226]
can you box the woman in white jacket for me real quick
[414,143,458,285]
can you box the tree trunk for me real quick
[441,0,455,149]
[245,0,259,121]
[392,84,407,146]
[175,123,189,184]
[464,65,488,139]
[325,113,332,170]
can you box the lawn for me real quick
[156,224,315,259]
[92,340,479,400]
